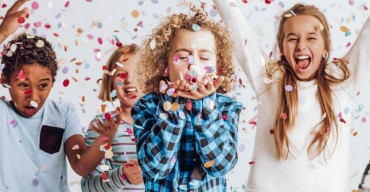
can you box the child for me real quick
[213,0,369,191]
[81,44,145,191]
[131,4,243,192]
[0,2,121,192]
[359,160,370,191]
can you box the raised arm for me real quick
[0,0,29,44]
[343,16,370,90]
[132,94,185,180]
[213,0,267,95]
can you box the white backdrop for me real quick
[0,0,369,191]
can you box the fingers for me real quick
[159,80,167,94]
[13,7,29,18]
[213,76,225,89]
[7,0,28,16]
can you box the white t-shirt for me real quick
[0,99,82,192]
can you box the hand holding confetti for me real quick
[89,107,122,143]
[178,75,225,100]
[0,0,29,42]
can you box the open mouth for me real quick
[124,87,138,99]
[295,55,311,71]
[23,105,38,116]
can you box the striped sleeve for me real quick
[81,117,131,191]
[132,93,186,180]
[193,93,242,177]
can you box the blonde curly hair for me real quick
[138,5,234,94]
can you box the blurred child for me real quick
[132,3,242,192]
[81,44,144,191]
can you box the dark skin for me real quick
[0,0,122,177]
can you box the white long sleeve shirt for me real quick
[213,0,370,191]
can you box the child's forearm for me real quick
[193,96,242,177]
[213,0,266,94]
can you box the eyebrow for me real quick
[286,32,319,37]
[174,48,214,54]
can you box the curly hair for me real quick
[1,33,57,84]
[138,4,234,94]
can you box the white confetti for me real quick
[30,101,38,108]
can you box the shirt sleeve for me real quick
[61,101,83,142]
[132,94,186,180]
[343,16,370,92]
[213,0,267,95]
[81,119,132,192]
[192,93,242,177]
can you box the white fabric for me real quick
[213,0,370,191]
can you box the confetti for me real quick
[36,40,45,48]
[30,101,38,108]
[24,90,32,95]
[171,102,180,111]
[99,164,110,172]
[63,79,70,87]
[185,99,192,110]
[17,70,25,81]
[17,17,25,24]
[76,154,81,159]
[192,23,201,31]
[72,144,80,150]
[285,85,293,91]
[32,178,39,186]
[116,62,124,68]
[163,101,172,111]
[105,150,114,159]
[110,90,117,98]
[150,39,156,49]
[131,10,140,18]
[166,88,175,96]
[179,111,186,120]
[281,113,287,120]
[204,160,215,168]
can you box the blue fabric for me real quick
[132,92,242,192]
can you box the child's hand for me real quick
[159,79,192,97]
[122,159,144,185]
[178,76,225,100]
[0,0,29,39]
[89,107,122,142]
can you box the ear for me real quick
[279,47,284,56]
[162,67,169,77]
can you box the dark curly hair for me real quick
[1,33,58,84]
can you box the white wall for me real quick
[0,0,369,191]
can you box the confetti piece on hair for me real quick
[116,62,124,68]
[281,113,287,120]
[24,90,32,95]
[3,84,11,88]
[99,164,110,172]
[150,39,156,49]
[30,101,38,108]
[110,90,117,98]
[290,10,296,16]
[163,101,172,111]
[285,85,293,91]
[72,144,80,150]
[32,179,39,186]
[160,84,168,92]
[17,70,25,81]
[204,160,215,168]
[192,23,201,31]
[35,40,45,48]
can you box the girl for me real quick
[0,11,121,192]
[131,4,243,192]
[213,0,369,191]
[81,44,145,192]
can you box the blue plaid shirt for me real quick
[132,92,242,192]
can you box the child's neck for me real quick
[119,106,133,125]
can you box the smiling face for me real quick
[6,64,53,117]
[112,53,142,108]
[281,15,328,80]
[167,29,217,83]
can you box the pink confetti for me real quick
[18,70,25,81]
[348,0,354,6]
[97,37,103,44]
[24,90,32,95]
[346,42,351,47]
[31,1,39,9]
[17,17,25,24]
[65,1,70,8]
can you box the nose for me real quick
[296,39,307,51]
[28,89,40,102]
[124,72,134,84]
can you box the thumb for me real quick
[213,76,225,88]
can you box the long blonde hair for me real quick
[138,4,234,94]
[98,44,139,102]
[272,4,350,160]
